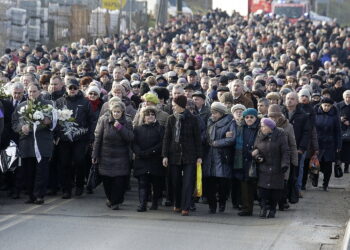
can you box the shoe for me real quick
[323,185,328,191]
[238,211,252,216]
[164,200,172,207]
[150,203,158,210]
[25,198,35,204]
[219,203,226,212]
[267,210,276,218]
[75,187,83,196]
[62,192,72,199]
[173,207,181,213]
[137,205,147,212]
[106,200,112,208]
[34,198,44,205]
[259,208,268,218]
[301,185,306,190]
[208,207,216,214]
[111,204,120,210]
[86,187,93,194]
[284,203,290,210]
[181,210,189,216]
[190,204,196,212]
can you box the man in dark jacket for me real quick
[42,75,66,101]
[12,83,54,204]
[283,92,311,196]
[56,79,96,199]
[162,95,202,216]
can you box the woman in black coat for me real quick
[314,98,342,191]
[92,101,134,210]
[133,106,165,212]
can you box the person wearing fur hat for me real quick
[268,104,298,210]
[162,95,202,216]
[253,118,289,218]
[203,102,235,213]
[236,108,260,216]
[133,106,165,212]
[266,92,280,105]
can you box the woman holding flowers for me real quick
[12,83,54,204]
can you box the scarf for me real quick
[233,122,244,169]
[174,112,185,143]
[89,98,101,112]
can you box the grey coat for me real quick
[203,114,235,178]
[12,97,54,158]
[92,113,134,177]
[254,127,290,190]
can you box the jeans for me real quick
[296,152,307,192]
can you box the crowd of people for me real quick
[0,9,349,219]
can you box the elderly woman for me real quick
[253,118,289,218]
[133,106,165,212]
[236,108,260,216]
[92,101,134,210]
[314,98,341,191]
[203,102,235,213]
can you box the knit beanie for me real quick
[268,104,282,117]
[86,86,101,96]
[218,92,234,104]
[173,95,187,109]
[231,104,246,114]
[142,92,160,104]
[211,102,227,114]
[261,118,276,130]
[242,108,258,118]
[298,88,311,99]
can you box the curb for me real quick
[342,218,350,250]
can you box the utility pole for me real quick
[177,0,182,16]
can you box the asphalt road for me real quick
[0,173,349,250]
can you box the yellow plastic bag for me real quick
[195,163,202,197]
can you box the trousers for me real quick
[258,187,282,212]
[205,177,229,210]
[240,180,257,213]
[138,173,163,206]
[170,163,195,211]
[22,157,49,199]
[101,175,128,205]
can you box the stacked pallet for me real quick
[6,8,27,48]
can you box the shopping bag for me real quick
[309,155,320,174]
[87,164,101,189]
[195,162,202,197]
[248,160,258,179]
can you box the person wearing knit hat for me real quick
[267,104,282,118]
[173,95,187,109]
[86,85,101,97]
[254,116,289,218]
[261,118,276,131]
[211,102,227,115]
[142,92,160,105]
[205,101,235,213]
[242,108,258,118]
[298,88,311,105]
[163,93,202,216]
[218,92,234,110]
[266,92,280,105]
[231,104,246,115]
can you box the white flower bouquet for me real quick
[18,100,54,129]
[57,107,88,142]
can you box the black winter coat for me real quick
[92,113,134,177]
[162,109,202,165]
[56,91,96,142]
[315,105,341,162]
[254,128,290,190]
[283,104,311,151]
[133,121,165,176]
[203,114,235,178]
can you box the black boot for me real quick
[138,184,148,212]
[345,164,349,174]
[75,187,84,196]
[267,209,276,218]
[137,204,147,212]
[259,200,268,218]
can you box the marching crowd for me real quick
[0,9,350,219]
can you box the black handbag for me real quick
[248,160,258,179]
[87,164,101,189]
[334,161,343,178]
[342,127,350,142]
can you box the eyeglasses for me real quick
[89,92,98,96]
[244,115,256,119]
[69,86,78,90]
